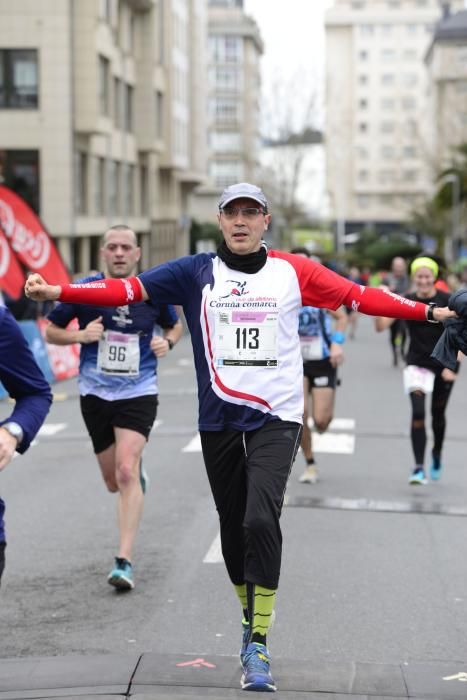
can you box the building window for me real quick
[402,96,416,110]
[358,122,368,132]
[402,169,418,182]
[209,36,243,64]
[210,159,244,189]
[211,98,241,124]
[99,0,112,22]
[210,131,241,152]
[139,163,148,216]
[403,146,417,158]
[114,77,121,129]
[75,151,88,215]
[379,170,395,184]
[381,121,395,133]
[358,50,368,60]
[381,25,393,36]
[0,149,40,212]
[155,90,164,139]
[0,49,38,109]
[359,74,368,85]
[124,84,133,132]
[359,98,368,109]
[357,195,370,208]
[98,55,110,116]
[358,169,369,182]
[124,163,134,216]
[359,24,373,34]
[381,98,395,110]
[402,73,417,87]
[381,145,395,159]
[381,73,395,85]
[95,157,106,215]
[381,49,396,61]
[210,67,241,91]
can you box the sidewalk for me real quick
[1,651,467,698]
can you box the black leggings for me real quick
[409,374,455,465]
[200,420,302,590]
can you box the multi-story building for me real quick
[324,0,465,242]
[189,0,263,223]
[425,5,467,169]
[425,5,467,257]
[0,0,207,274]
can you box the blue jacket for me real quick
[0,306,53,542]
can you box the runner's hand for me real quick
[150,335,170,358]
[433,307,457,322]
[441,367,456,382]
[81,317,104,344]
[0,429,18,471]
[329,343,344,368]
[25,274,61,302]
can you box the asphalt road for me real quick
[1,314,467,681]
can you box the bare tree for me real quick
[259,71,322,248]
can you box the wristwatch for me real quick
[426,302,439,324]
[166,338,174,351]
[2,422,24,446]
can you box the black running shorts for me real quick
[80,393,158,454]
[303,359,338,390]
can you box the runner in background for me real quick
[291,248,347,484]
[386,256,411,367]
[44,225,182,591]
[375,256,459,485]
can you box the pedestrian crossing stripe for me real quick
[182,422,356,455]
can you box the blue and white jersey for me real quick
[48,273,179,400]
[139,250,351,431]
[298,306,332,361]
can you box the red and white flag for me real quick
[0,225,25,299]
[0,185,70,287]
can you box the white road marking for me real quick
[203,532,223,563]
[183,418,356,455]
[309,417,356,431]
[311,432,355,454]
[37,423,67,436]
[182,433,202,452]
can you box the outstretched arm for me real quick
[25,274,148,305]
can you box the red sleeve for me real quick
[342,284,427,320]
[270,251,354,309]
[269,251,427,320]
[59,277,143,305]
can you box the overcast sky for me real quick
[243,0,333,129]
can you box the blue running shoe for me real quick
[240,618,250,665]
[241,642,276,692]
[430,455,443,481]
[108,557,134,590]
[409,469,427,486]
[139,459,149,494]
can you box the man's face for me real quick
[391,258,406,277]
[218,197,271,256]
[101,228,141,278]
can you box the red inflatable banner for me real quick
[0,226,25,299]
[0,185,70,286]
